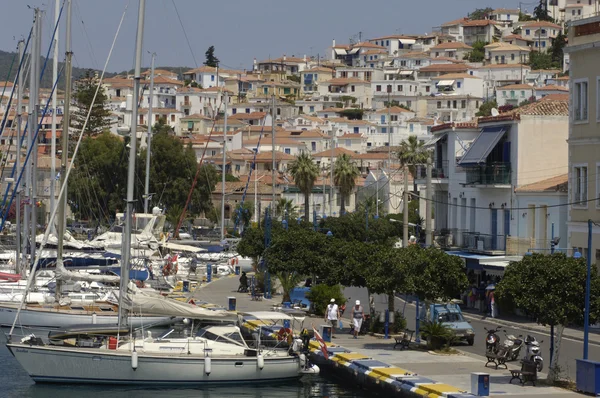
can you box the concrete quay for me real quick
[191,275,579,398]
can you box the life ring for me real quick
[162,255,179,276]
[277,327,292,342]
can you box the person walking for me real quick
[351,300,365,339]
[490,290,497,318]
[325,298,339,337]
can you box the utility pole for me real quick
[220,92,228,242]
[29,9,42,264]
[425,156,432,247]
[387,91,392,169]
[16,39,24,276]
[375,167,379,219]
[50,0,60,224]
[330,131,335,215]
[403,165,409,247]
[143,52,155,214]
[119,0,145,329]
[271,94,276,217]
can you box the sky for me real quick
[1,0,522,73]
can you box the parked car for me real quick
[421,302,475,345]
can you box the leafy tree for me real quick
[469,7,493,20]
[518,96,536,107]
[286,75,300,83]
[275,198,297,220]
[519,12,533,21]
[498,104,515,113]
[288,153,319,222]
[475,100,497,117]
[152,117,174,135]
[72,70,112,136]
[397,135,430,193]
[550,32,567,68]
[204,45,219,68]
[533,0,554,22]
[276,271,305,303]
[355,196,384,218]
[466,41,487,62]
[338,109,364,120]
[528,51,554,70]
[496,253,600,381]
[68,132,127,220]
[236,225,266,266]
[333,153,359,214]
[225,174,240,182]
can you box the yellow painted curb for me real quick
[418,383,461,396]
[334,352,370,362]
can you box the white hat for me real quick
[355,300,360,305]
[330,298,335,303]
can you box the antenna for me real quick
[491,108,499,117]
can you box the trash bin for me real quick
[206,264,212,283]
[577,359,600,395]
[228,297,236,311]
[320,324,332,343]
[283,302,291,308]
[471,372,490,396]
[235,265,240,275]
[182,280,190,293]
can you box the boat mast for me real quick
[220,92,228,242]
[15,39,24,276]
[119,0,146,328]
[56,0,72,299]
[143,52,155,214]
[50,0,60,225]
[28,9,42,266]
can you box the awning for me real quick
[399,39,416,45]
[333,48,347,55]
[459,125,508,165]
[436,80,455,87]
[348,48,360,55]
[399,71,414,76]
[384,69,400,74]
[423,133,446,147]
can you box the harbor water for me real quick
[0,344,378,398]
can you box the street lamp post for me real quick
[254,173,266,223]
[583,219,593,360]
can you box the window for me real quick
[409,124,414,132]
[425,86,430,92]
[382,127,387,134]
[376,85,382,92]
[416,60,421,66]
[542,41,546,48]
[407,100,411,108]
[573,165,588,205]
[461,100,466,108]
[386,40,390,46]
[435,52,439,57]
[351,85,355,92]
[398,85,403,92]
[353,127,359,133]
[401,60,407,66]
[452,100,457,109]
[387,85,392,93]
[447,100,451,108]
[495,55,499,62]
[187,121,194,130]
[211,75,215,81]
[457,81,462,88]
[437,101,441,109]
[391,115,398,121]
[311,142,316,151]
[511,53,515,61]
[525,29,530,35]
[232,108,237,114]
[578,9,582,15]
[309,106,314,113]
[245,108,250,113]
[574,79,589,122]
[345,139,351,147]
[510,90,515,98]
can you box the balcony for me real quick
[180,101,191,107]
[416,160,449,180]
[465,162,511,186]
[462,232,506,254]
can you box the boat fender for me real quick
[300,364,320,375]
[299,353,306,366]
[131,351,138,371]
[92,312,97,325]
[257,354,264,370]
[205,355,212,375]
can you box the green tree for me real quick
[362,244,410,312]
[528,51,554,70]
[496,253,600,381]
[338,108,364,120]
[466,41,487,62]
[475,100,498,117]
[275,198,297,220]
[72,70,112,136]
[152,117,174,135]
[204,45,219,67]
[68,132,127,220]
[550,32,567,68]
[519,12,533,21]
[469,7,493,20]
[288,153,319,222]
[533,0,554,22]
[397,135,430,193]
[237,225,266,267]
[333,153,359,214]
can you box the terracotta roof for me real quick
[517,99,568,116]
[150,75,184,86]
[431,120,478,133]
[485,42,531,52]
[284,129,327,139]
[493,8,520,14]
[229,112,267,120]
[535,84,568,92]
[463,19,498,27]
[398,51,430,59]
[296,115,325,123]
[374,106,412,114]
[431,73,481,80]
[502,34,532,42]
[418,63,469,73]
[539,93,568,101]
[432,56,466,64]
[441,17,469,27]
[339,133,363,139]
[312,147,356,158]
[430,42,473,50]
[303,66,335,73]
[178,87,203,94]
[555,76,569,81]
[202,87,234,93]
[515,174,568,193]
[103,77,133,88]
[520,21,561,29]
[181,113,212,120]
[254,150,295,162]
[363,49,388,55]
[477,63,530,70]
[498,84,534,90]
[324,78,368,85]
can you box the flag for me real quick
[312,326,329,360]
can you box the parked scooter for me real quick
[484,326,502,354]
[523,335,544,372]
[501,332,524,361]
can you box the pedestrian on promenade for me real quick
[469,284,477,309]
[325,298,339,337]
[490,290,497,318]
[352,300,365,339]
[478,282,486,312]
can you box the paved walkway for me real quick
[192,276,579,398]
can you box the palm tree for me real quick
[275,198,297,220]
[397,135,430,193]
[289,153,319,223]
[333,153,360,214]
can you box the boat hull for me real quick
[0,304,170,328]
[7,344,302,384]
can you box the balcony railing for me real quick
[465,162,511,185]
[180,101,191,107]
[416,160,449,180]
[462,232,506,253]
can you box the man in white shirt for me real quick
[325,298,340,337]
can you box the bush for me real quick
[420,320,454,350]
[306,284,345,316]
[370,310,407,334]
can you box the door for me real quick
[504,209,510,237]
[491,209,498,250]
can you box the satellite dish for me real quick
[491,108,499,117]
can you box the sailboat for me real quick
[7,0,314,385]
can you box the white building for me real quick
[496,84,535,107]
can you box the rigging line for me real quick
[0,27,33,138]
[0,51,17,114]
[170,0,199,68]
[73,0,99,70]
[39,0,66,85]
[8,0,130,337]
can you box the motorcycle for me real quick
[484,326,502,354]
[501,332,524,361]
[523,335,544,372]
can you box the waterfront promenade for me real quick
[191,275,579,398]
